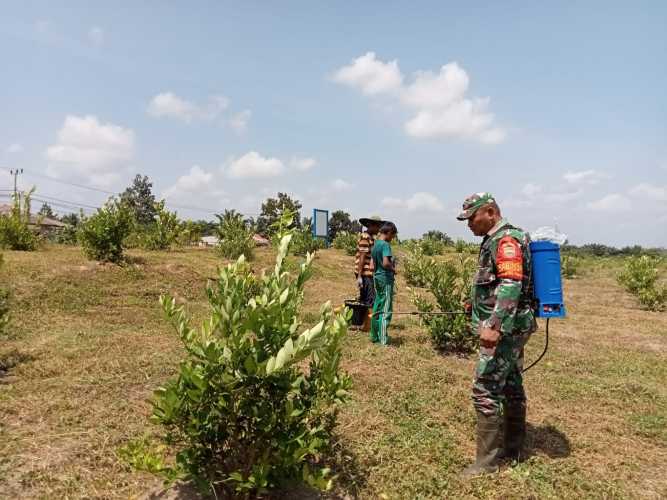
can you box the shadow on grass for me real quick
[327,437,369,497]
[526,423,571,459]
[388,335,406,347]
[145,482,201,500]
[124,255,148,266]
[144,440,368,500]
[0,349,35,380]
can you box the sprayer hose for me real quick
[522,318,549,373]
[369,310,550,372]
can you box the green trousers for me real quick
[472,332,530,416]
[370,279,393,345]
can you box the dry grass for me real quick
[0,245,665,499]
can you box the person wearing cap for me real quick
[457,192,537,476]
[355,216,384,311]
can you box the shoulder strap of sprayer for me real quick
[492,223,536,310]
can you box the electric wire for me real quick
[1,168,261,217]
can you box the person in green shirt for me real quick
[370,222,398,345]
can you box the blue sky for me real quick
[1,1,666,246]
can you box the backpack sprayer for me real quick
[364,240,566,372]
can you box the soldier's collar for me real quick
[486,217,509,237]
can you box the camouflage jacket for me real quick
[471,218,537,336]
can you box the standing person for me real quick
[355,216,383,310]
[456,193,537,476]
[370,222,398,345]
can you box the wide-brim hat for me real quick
[359,215,385,227]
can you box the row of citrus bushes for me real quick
[618,255,667,311]
[0,191,325,264]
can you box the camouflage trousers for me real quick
[472,332,531,416]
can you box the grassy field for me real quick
[1,245,666,499]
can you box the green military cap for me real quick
[456,192,496,220]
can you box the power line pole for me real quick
[9,168,23,204]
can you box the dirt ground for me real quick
[1,245,665,499]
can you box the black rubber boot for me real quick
[462,412,503,477]
[500,403,526,462]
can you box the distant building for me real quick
[199,235,220,247]
[199,234,269,248]
[0,204,67,236]
[252,234,270,246]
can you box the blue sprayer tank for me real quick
[529,241,566,318]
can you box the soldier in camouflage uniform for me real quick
[457,192,537,476]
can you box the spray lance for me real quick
[369,240,566,373]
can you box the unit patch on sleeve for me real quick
[496,236,523,280]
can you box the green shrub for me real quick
[411,256,477,352]
[403,247,436,288]
[177,220,203,247]
[0,189,38,251]
[562,255,580,279]
[618,255,659,293]
[52,225,78,245]
[618,255,666,311]
[454,239,478,255]
[123,232,350,496]
[637,286,667,312]
[0,254,9,335]
[78,199,133,263]
[292,228,326,256]
[268,209,323,257]
[51,212,82,245]
[143,201,182,251]
[332,231,358,256]
[422,230,453,246]
[419,237,445,256]
[215,209,255,260]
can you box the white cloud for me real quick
[381,192,444,212]
[148,92,198,121]
[161,165,230,211]
[503,183,584,209]
[6,143,23,154]
[381,197,406,209]
[88,26,104,46]
[333,52,403,96]
[162,165,213,199]
[401,63,469,109]
[147,92,229,123]
[331,178,353,192]
[333,55,505,144]
[45,115,134,186]
[587,194,632,212]
[229,110,251,133]
[544,189,584,204]
[629,183,667,202]
[290,156,317,171]
[521,183,543,198]
[502,199,533,209]
[563,169,608,185]
[227,151,285,179]
[403,97,504,143]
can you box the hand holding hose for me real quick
[479,326,500,350]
